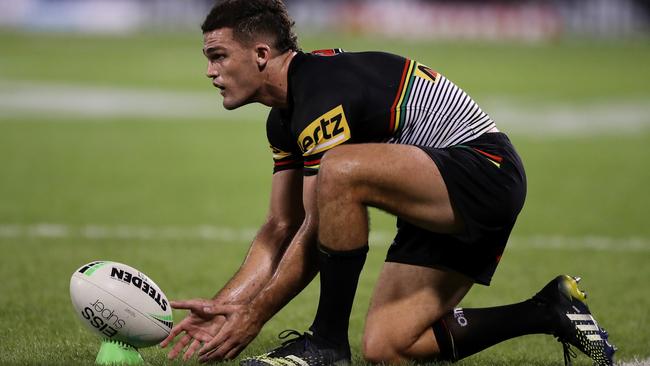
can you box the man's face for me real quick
[203,28,262,110]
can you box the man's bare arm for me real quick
[246,174,319,321]
[194,175,320,361]
[161,169,305,360]
[213,169,306,304]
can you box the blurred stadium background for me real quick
[2,0,650,37]
[1,0,649,365]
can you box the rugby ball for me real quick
[70,261,173,348]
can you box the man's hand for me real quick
[196,303,263,363]
[160,299,227,361]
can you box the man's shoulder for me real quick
[292,50,405,83]
[289,50,406,112]
[295,49,406,73]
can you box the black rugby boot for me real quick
[533,275,617,366]
[240,330,351,366]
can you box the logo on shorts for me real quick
[453,308,468,327]
[298,105,351,156]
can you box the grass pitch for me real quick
[0,30,649,365]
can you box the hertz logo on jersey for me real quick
[298,105,351,157]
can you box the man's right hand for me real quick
[160,299,227,361]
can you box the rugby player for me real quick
[160,0,616,365]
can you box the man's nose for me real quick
[206,63,219,78]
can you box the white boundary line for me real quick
[1,80,649,135]
[618,358,650,366]
[0,223,648,252]
[0,80,267,121]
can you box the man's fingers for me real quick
[198,347,221,364]
[224,343,245,361]
[198,339,243,363]
[190,330,217,344]
[170,299,211,311]
[197,330,229,357]
[202,304,238,316]
[198,340,235,363]
[160,323,185,348]
[168,334,192,360]
[183,339,202,361]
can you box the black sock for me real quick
[309,244,369,349]
[432,299,555,361]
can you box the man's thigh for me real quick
[319,143,462,234]
[363,262,472,358]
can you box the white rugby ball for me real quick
[70,261,173,348]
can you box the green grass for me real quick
[0,235,648,365]
[0,120,648,236]
[1,31,650,101]
[0,30,649,365]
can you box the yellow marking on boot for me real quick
[560,275,587,303]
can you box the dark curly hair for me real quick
[202,0,299,53]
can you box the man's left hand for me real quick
[194,303,263,363]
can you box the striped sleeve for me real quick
[388,59,495,148]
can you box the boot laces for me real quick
[562,341,578,366]
[278,329,305,345]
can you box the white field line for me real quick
[0,80,267,121]
[0,223,648,252]
[1,80,649,135]
[618,358,650,366]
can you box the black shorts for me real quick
[385,132,527,285]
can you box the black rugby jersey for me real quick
[267,49,495,175]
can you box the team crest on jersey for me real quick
[414,63,439,83]
[298,105,351,156]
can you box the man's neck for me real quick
[257,51,297,109]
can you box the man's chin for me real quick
[222,99,251,110]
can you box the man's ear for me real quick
[255,43,272,70]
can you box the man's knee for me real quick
[318,147,363,200]
[362,328,401,364]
